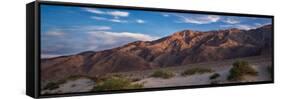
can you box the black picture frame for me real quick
[26,1,274,98]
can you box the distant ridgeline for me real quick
[41,24,272,81]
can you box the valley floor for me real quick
[118,55,272,88]
[41,55,273,94]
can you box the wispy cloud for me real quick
[83,8,105,14]
[41,25,112,58]
[41,25,159,58]
[175,14,220,24]
[220,20,272,30]
[90,16,107,20]
[136,19,145,24]
[91,16,128,23]
[107,11,129,18]
[85,26,111,30]
[41,54,68,59]
[110,19,128,23]
[254,22,271,27]
[45,29,65,37]
[84,8,148,24]
[224,18,240,24]
[83,31,159,51]
[45,25,111,33]
[220,24,257,30]
[83,8,129,18]
[88,31,159,42]
[162,14,170,17]
[67,26,112,31]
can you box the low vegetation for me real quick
[43,82,60,90]
[43,75,95,90]
[43,78,68,90]
[181,67,213,76]
[92,76,143,91]
[150,69,175,79]
[209,73,220,80]
[227,60,258,81]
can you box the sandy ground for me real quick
[135,64,271,88]
[133,55,272,88]
[41,55,272,94]
[41,78,95,94]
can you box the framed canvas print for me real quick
[26,1,274,98]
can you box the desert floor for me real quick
[41,55,272,94]
[120,55,272,88]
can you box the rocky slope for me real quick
[41,25,272,81]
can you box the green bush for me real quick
[150,70,175,79]
[93,76,143,91]
[181,68,213,76]
[227,60,258,81]
[209,73,220,80]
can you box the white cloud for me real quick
[85,8,149,24]
[47,25,111,32]
[42,26,161,58]
[235,25,255,30]
[254,23,262,26]
[107,11,129,18]
[163,14,170,17]
[224,18,240,24]
[84,8,132,23]
[83,8,105,14]
[85,31,159,51]
[45,30,65,36]
[255,22,271,27]
[83,26,111,30]
[91,16,107,20]
[220,24,257,30]
[176,14,220,24]
[91,16,128,23]
[88,31,159,42]
[136,19,145,24]
[83,8,129,18]
[110,19,128,23]
[41,54,66,59]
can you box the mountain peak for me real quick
[172,30,196,38]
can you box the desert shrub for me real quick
[131,78,141,82]
[43,82,60,90]
[209,73,220,80]
[43,75,95,90]
[67,75,96,81]
[93,76,143,91]
[227,60,258,81]
[150,69,175,79]
[110,73,125,78]
[181,68,213,76]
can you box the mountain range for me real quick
[41,24,272,81]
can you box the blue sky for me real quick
[41,4,272,58]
